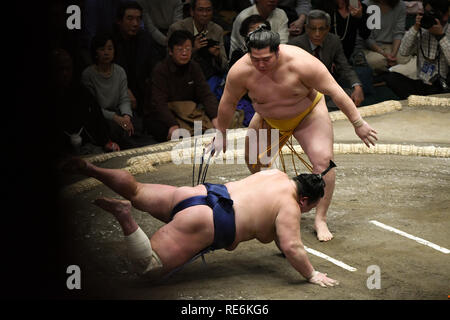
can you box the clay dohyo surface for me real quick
[60,98,450,300]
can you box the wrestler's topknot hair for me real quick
[292,160,336,204]
[293,174,326,205]
[245,24,280,53]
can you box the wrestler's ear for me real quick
[298,196,309,207]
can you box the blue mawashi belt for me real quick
[171,183,235,250]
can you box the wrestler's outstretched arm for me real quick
[296,52,378,147]
[213,65,248,154]
[274,204,339,287]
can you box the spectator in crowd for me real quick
[144,30,219,141]
[383,0,450,98]
[112,1,158,124]
[50,49,120,156]
[81,0,134,66]
[404,0,425,30]
[137,0,184,61]
[314,0,371,60]
[229,0,290,57]
[209,0,253,31]
[361,0,412,75]
[81,33,137,150]
[168,0,228,82]
[289,10,365,109]
[278,0,312,38]
[314,0,374,97]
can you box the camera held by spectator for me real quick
[420,9,443,29]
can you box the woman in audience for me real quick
[82,33,137,149]
[51,48,120,156]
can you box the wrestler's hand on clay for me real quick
[308,271,339,288]
[355,120,378,147]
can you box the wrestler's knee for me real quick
[125,227,164,278]
[310,153,334,173]
[245,137,262,171]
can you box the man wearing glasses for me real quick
[289,9,365,110]
[144,30,219,141]
[168,0,228,81]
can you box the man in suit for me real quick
[289,9,365,110]
[167,0,228,81]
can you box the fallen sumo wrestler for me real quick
[62,157,339,287]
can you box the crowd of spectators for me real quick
[49,0,449,158]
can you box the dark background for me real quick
[8,1,69,299]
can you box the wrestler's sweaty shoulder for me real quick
[230,54,252,74]
[282,44,308,55]
[280,44,304,58]
[282,44,314,69]
[227,56,253,83]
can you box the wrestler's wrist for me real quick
[351,117,364,128]
[307,270,319,280]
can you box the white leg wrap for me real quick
[125,227,163,276]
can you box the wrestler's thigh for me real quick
[293,98,334,171]
[150,207,214,270]
[246,112,261,148]
[245,112,272,154]
[132,183,178,223]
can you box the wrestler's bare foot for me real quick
[314,219,334,242]
[94,197,137,236]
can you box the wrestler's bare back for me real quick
[171,169,299,250]
[228,44,324,119]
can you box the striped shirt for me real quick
[399,24,450,84]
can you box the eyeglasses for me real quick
[307,26,329,33]
[173,47,192,53]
